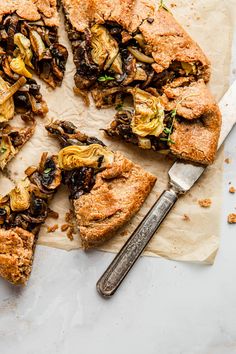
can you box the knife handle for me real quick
[96,189,178,297]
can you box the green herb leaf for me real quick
[44,167,52,174]
[171,108,177,118]
[159,0,170,12]
[98,75,115,82]
[0,146,7,154]
[163,127,171,134]
[115,103,123,111]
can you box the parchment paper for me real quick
[0,0,234,264]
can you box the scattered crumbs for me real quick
[61,224,69,232]
[198,198,212,208]
[196,16,200,20]
[225,158,231,164]
[47,208,59,219]
[229,186,236,194]
[228,213,236,224]
[170,3,176,7]
[182,214,190,221]
[64,210,76,241]
[65,209,74,223]
[47,224,59,233]
[66,228,74,241]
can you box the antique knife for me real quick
[96,80,236,297]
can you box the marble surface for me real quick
[1,16,236,354]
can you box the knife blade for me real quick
[96,80,236,297]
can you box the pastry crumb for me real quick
[228,214,236,224]
[229,186,236,194]
[61,224,69,232]
[198,198,212,208]
[47,208,59,219]
[47,224,58,233]
[225,158,231,164]
[64,210,76,241]
[170,3,176,7]
[183,214,190,221]
[66,227,75,241]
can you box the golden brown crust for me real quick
[167,80,221,165]
[63,0,210,80]
[0,227,35,285]
[139,6,210,81]
[61,0,90,32]
[73,152,156,249]
[0,0,59,26]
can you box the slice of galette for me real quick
[61,0,221,165]
[61,0,210,104]
[0,152,61,284]
[105,79,222,165]
[46,120,156,249]
[0,0,68,167]
[0,0,68,89]
[0,122,35,170]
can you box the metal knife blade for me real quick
[96,80,236,297]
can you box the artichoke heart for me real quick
[0,136,15,170]
[91,24,122,73]
[10,56,32,78]
[10,180,30,212]
[58,144,114,170]
[181,62,196,75]
[14,33,34,69]
[129,88,165,137]
[0,77,15,122]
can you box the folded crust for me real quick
[164,79,222,164]
[73,152,156,249]
[169,105,221,165]
[62,0,210,81]
[0,0,59,26]
[0,227,35,285]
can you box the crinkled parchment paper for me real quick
[0,0,234,264]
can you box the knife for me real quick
[96,80,236,297]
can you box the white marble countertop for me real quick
[1,16,236,354]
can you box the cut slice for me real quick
[0,0,68,167]
[0,0,68,88]
[0,152,62,284]
[61,0,210,102]
[106,79,222,165]
[61,0,221,165]
[0,122,35,170]
[46,120,156,249]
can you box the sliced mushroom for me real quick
[30,30,46,60]
[127,46,154,64]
